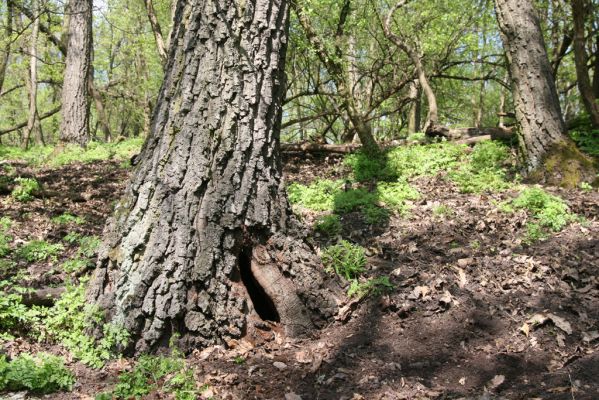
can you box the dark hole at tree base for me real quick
[239,248,280,323]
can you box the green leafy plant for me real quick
[432,204,453,217]
[343,151,396,182]
[314,214,342,236]
[11,177,40,202]
[97,353,203,400]
[321,240,367,280]
[60,258,90,274]
[287,179,343,211]
[77,235,101,258]
[52,213,85,225]
[37,281,129,368]
[511,187,576,231]
[362,204,390,224]
[385,142,467,178]
[450,167,511,193]
[469,140,509,170]
[16,240,64,263]
[0,217,12,257]
[376,181,420,213]
[0,353,75,394]
[347,276,394,299]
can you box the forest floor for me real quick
[0,147,598,400]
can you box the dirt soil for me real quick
[1,153,598,400]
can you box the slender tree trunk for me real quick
[495,0,596,186]
[384,1,439,133]
[571,0,599,128]
[60,0,92,147]
[407,79,421,133]
[142,0,168,67]
[88,0,338,354]
[0,0,13,95]
[23,0,41,149]
[292,0,380,154]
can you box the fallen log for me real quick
[426,125,514,141]
[21,287,65,307]
[281,142,360,154]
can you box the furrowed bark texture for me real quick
[88,0,338,354]
[495,0,595,186]
[60,0,92,146]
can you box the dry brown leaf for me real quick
[546,313,573,335]
[489,374,505,389]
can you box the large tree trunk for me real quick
[88,0,338,355]
[60,0,92,147]
[571,0,599,128]
[495,0,596,187]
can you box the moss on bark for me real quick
[527,139,597,188]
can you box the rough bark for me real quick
[571,0,599,128]
[60,0,92,147]
[495,0,596,187]
[88,0,338,354]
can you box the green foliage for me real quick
[449,141,512,194]
[0,217,12,257]
[314,214,342,236]
[0,139,144,167]
[347,276,394,299]
[469,140,509,169]
[362,205,390,224]
[16,240,64,263]
[0,353,75,394]
[77,235,102,258]
[344,152,396,182]
[288,179,342,211]
[432,204,453,217]
[50,139,144,166]
[288,178,419,223]
[38,281,129,368]
[0,292,30,336]
[334,188,378,213]
[568,114,599,157]
[376,181,420,213]
[52,213,85,225]
[385,142,467,178]
[11,177,40,202]
[97,354,203,400]
[511,187,576,232]
[406,132,427,142]
[61,258,90,274]
[450,167,511,193]
[321,240,367,280]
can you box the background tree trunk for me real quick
[60,0,92,147]
[571,0,599,128]
[88,0,338,354]
[0,0,13,96]
[23,0,42,149]
[495,0,596,187]
[407,80,421,134]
